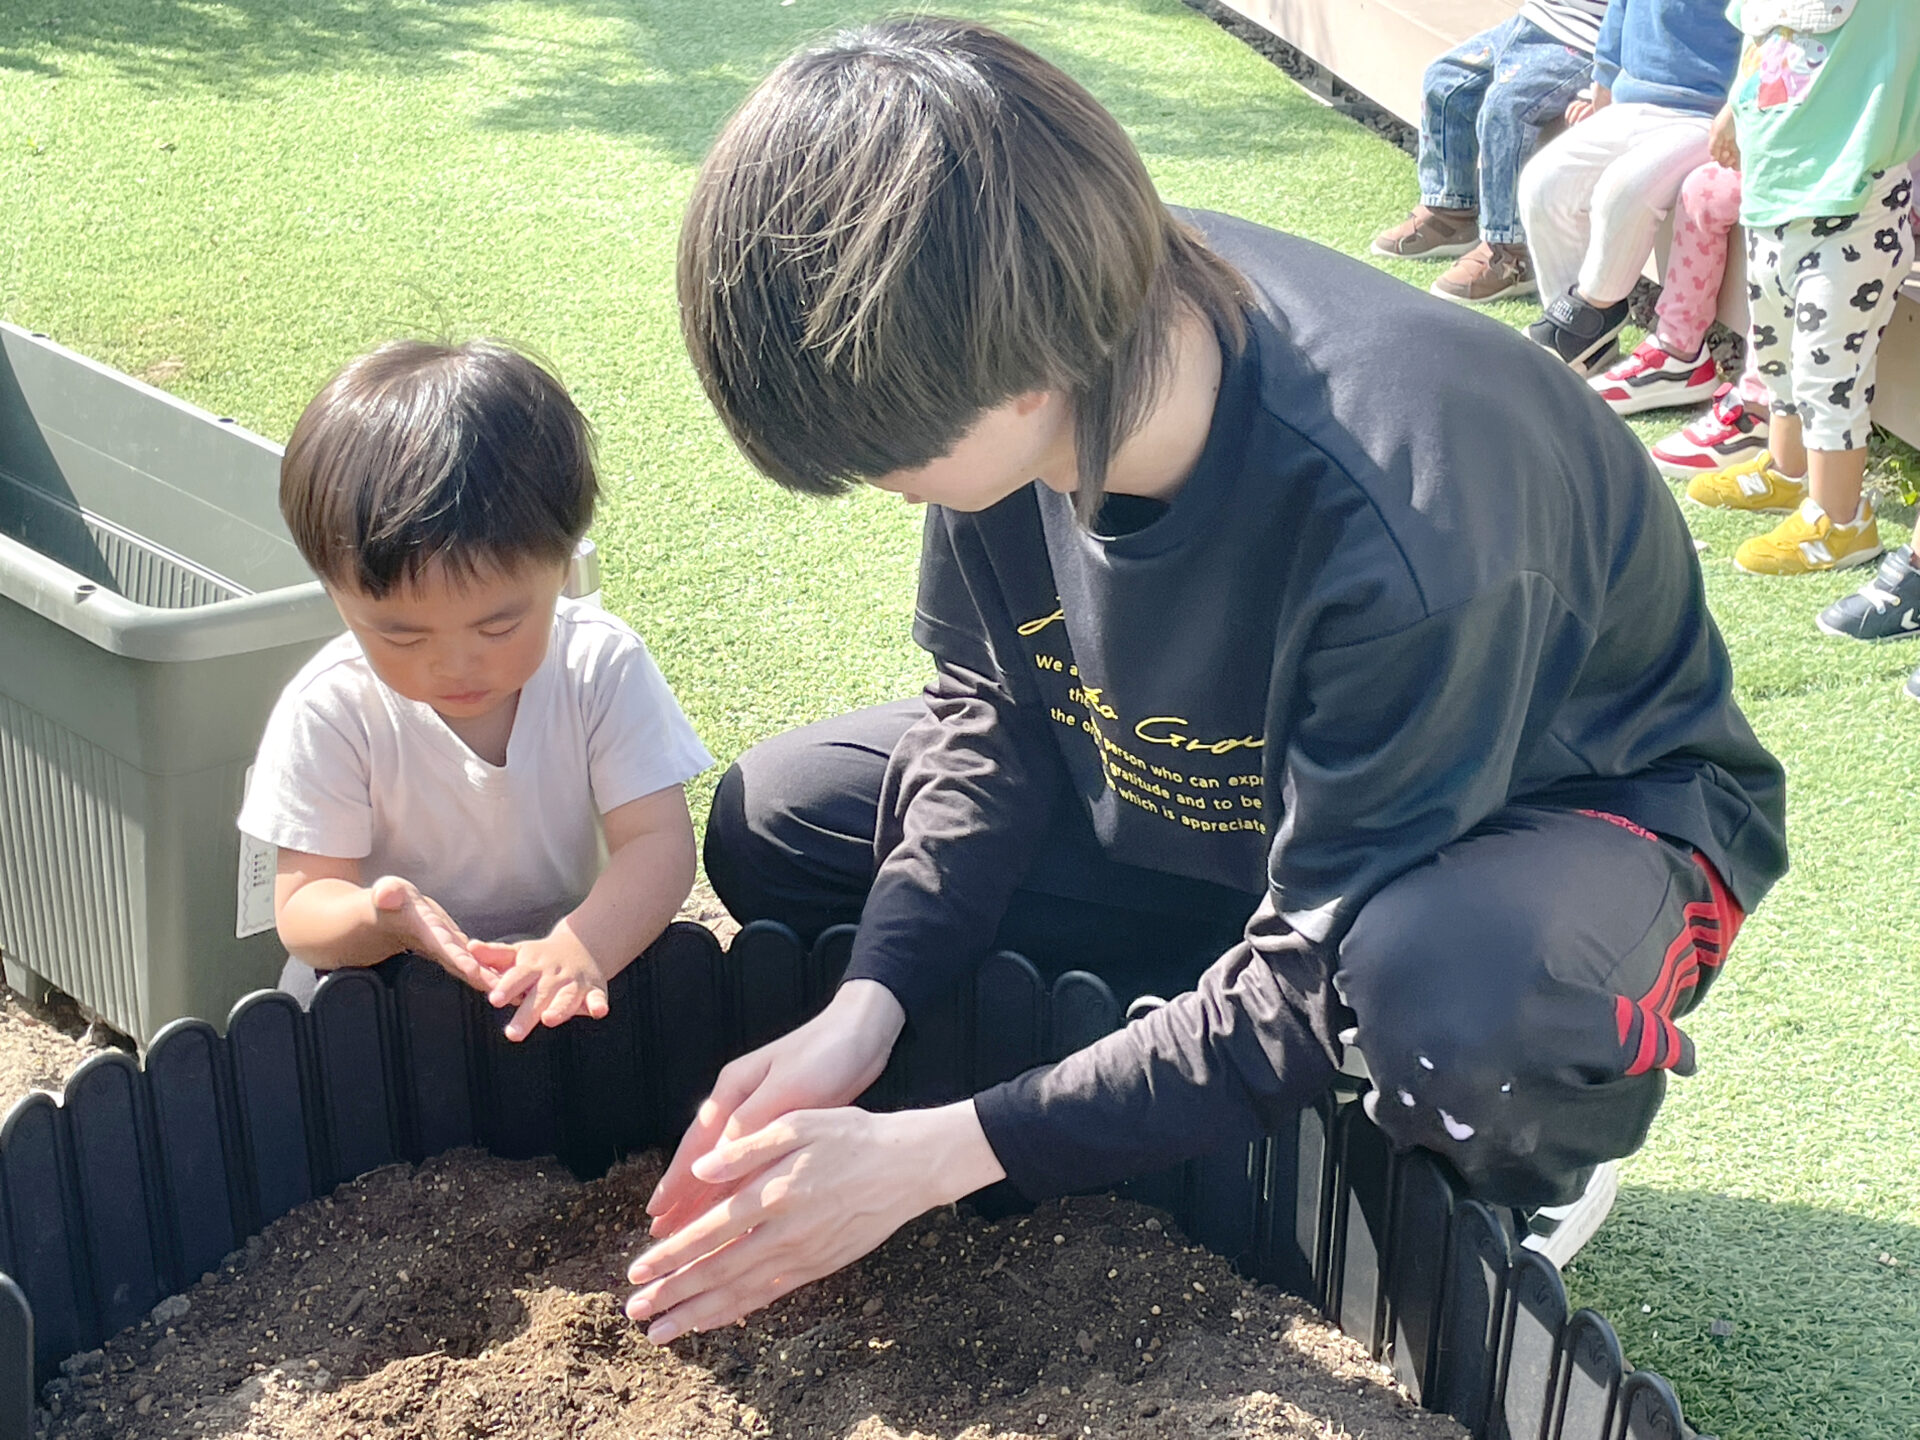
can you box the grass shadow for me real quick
[1569,1186,1920,1440]
[466,0,1352,169]
[0,0,504,92]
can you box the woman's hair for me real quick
[679,14,1247,522]
[280,339,597,597]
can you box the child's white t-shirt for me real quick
[237,598,712,943]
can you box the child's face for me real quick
[329,557,571,722]
[869,390,1075,511]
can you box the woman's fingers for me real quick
[691,1117,807,1186]
[646,1054,773,1220]
[639,1257,811,1344]
[629,1174,776,1286]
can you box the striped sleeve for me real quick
[1518,0,1607,54]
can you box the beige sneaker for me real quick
[1431,242,1537,304]
[1371,206,1480,259]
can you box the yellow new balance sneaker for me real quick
[1684,451,1809,512]
[1734,498,1884,576]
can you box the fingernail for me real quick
[629,1258,654,1283]
[625,1295,651,1321]
[646,1321,680,1345]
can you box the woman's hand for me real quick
[625,1101,1005,1343]
[1708,106,1740,171]
[643,979,907,1239]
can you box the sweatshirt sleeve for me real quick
[1592,0,1625,91]
[840,507,1071,1020]
[975,897,1338,1199]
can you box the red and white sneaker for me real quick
[1589,339,1722,416]
[1648,384,1771,480]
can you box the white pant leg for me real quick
[1577,107,1713,303]
[1518,106,1648,303]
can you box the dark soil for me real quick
[39,1150,1464,1440]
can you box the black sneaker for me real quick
[1527,287,1630,375]
[1816,547,1920,641]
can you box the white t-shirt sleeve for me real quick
[580,626,714,814]
[236,673,376,860]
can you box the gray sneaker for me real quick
[1371,206,1480,259]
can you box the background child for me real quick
[1683,1,1919,582]
[1372,0,1608,304]
[238,339,711,1039]
[1517,0,1741,373]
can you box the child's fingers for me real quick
[505,972,565,1041]
[584,987,610,1020]
[488,960,542,1008]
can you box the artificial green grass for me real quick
[3,3,1917,1437]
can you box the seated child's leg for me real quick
[1652,163,1743,360]
[1376,27,1505,258]
[1517,107,1645,305]
[1416,24,1506,221]
[1576,114,1712,308]
[1471,23,1593,249]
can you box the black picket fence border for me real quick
[0,921,1705,1440]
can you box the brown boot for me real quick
[1430,242,1537,304]
[1370,206,1479,259]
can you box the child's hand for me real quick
[1708,106,1739,171]
[369,875,489,989]
[469,930,611,1042]
[1565,84,1610,126]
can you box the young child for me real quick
[1683,1,1918,580]
[1371,0,1608,304]
[1590,160,1765,422]
[1516,0,1741,373]
[238,340,711,1039]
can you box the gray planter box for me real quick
[0,323,340,1041]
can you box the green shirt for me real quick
[1728,0,1920,226]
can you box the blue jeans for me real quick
[1418,16,1590,246]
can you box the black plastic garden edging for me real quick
[0,921,1705,1440]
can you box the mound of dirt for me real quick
[39,1150,1463,1440]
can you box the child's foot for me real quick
[1816,547,1920,640]
[1734,498,1883,576]
[1683,450,1807,512]
[1370,205,1480,259]
[1430,242,1536,304]
[1526,287,1629,375]
[1589,339,1722,416]
[1649,384,1770,478]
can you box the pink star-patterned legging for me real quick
[1654,162,1766,404]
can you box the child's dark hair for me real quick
[281,339,597,597]
[679,14,1247,523]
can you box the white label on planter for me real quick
[237,765,279,938]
